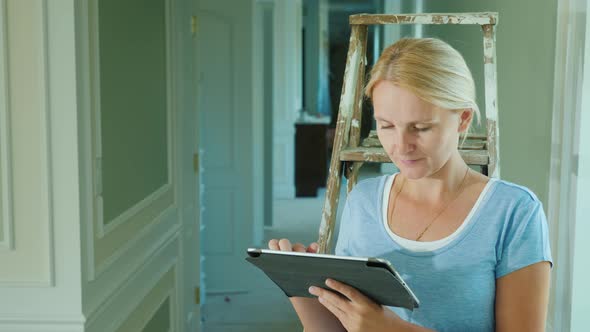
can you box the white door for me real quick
[196,0,259,327]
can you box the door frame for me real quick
[547,0,589,330]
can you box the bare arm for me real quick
[268,239,345,332]
[289,297,346,332]
[495,261,551,332]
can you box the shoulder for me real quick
[491,178,542,208]
[487,178,549,244]
[341,174,389,217]
[347,174,389,203]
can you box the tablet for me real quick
[246,248,420,310]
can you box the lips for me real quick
[400,158,423,166]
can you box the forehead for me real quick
[372,81,439,122]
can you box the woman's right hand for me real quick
[268,238,319,254]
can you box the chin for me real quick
[395,164,429,179]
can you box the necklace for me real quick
[389,167,470,241]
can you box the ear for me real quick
[458,109,473,133]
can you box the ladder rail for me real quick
[482,24,500,178]
[317,25,368,255]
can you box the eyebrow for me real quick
[373,117,437,125]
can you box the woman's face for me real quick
[372,81,465,179]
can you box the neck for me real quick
[401,152,470,204]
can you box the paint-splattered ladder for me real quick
[317,12,500,255]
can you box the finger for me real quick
[292,243,306,252]
[268,239,279,250]
[311,286,353,313]
[325,279,365,304]
[307,242,319,253]
[278,238,293,251]
[317,293,347,325]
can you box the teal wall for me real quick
[98,0,169,223]
[420,0,558,206]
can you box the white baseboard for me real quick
[0,315,85,332]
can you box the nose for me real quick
[395,130,415,155]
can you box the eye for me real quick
[414,126,431,132]
[378,122,395,129]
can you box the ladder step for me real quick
[365,130,487,140]
[349,13,498,26]
[340,147,489,165]
[360,137,486,150]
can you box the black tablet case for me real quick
[246,249,419,310]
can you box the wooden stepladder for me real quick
[316,13,500,255]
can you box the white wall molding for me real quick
[0,0,55,287]
[547,0,588,330]
[569,1,590,330]
[39,0,56,288]
[0,314,85,332]
[99,184,173,237]
[85,234,180,332]
[88,0,176,238]
[251,0,266,245]
[75,1,190,330]
[0,0,14,250]
[272,0,300,199]
[83,0,178,281]
[1,0,88,325]
[93,204,180,276]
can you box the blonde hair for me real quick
[365,38,480,137]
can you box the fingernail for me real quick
[308,286,316,294]
[325,279,331,286]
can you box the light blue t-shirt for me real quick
[334,174,553,331]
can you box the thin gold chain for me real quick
[389,167,471,242]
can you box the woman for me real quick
[269,38,552,331]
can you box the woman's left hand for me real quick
[309,278,405,332]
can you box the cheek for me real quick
[414,130,452,153]
[376,131,395,149]
[422,130,457,153]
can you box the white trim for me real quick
[138,290,175,332]
[251,0,265,247]
[82,0,178,281]
[75,0,99,284]
[0,314,85,332]
[40,0,56,287]
[0,0,58,287]
[0,314,86,326]
[271,0,298,200]
[569,0,590,329]
[93,205,180,277]
[100,184,172,236]
[85,234,180,332]
[0,0,14,250]
[91,0,176,238]
[547,0,588,330]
